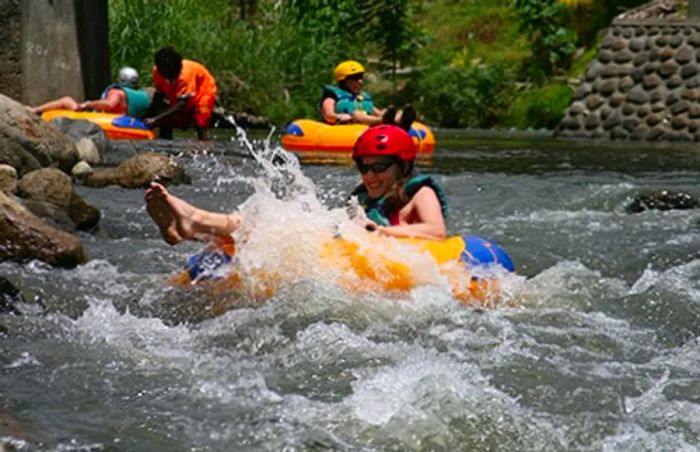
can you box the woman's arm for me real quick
[377,187,447,240]
[321,98,352,124]
[79,89,124,112]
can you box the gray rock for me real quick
[633,51,650,66]
[671,115,688,129]
[614,50,634,64]
[598,50,614,63]
[48,117,110,156]
[0,94,79,176]
[586,95,605,110]
[643,74,662,89]
[83,152,190,189]
[680,64,698,79]
[669,34,684,48]
[75,138,100,165]
[666,74,683,88]
[71,161,93,178]
[603,111,622,130]
[659,61,679,77]
[17,168,100,231]
[0,191,87,267]
[627,190,699,213]
[670,101,689,115]
[625,87,649,104]
[675,46,694,64]
[647,114,663,126]
[0,164,17,194]
[630,37,646,52]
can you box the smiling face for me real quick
[356,156,400,199]
[341,73,364,95]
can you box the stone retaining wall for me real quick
[557,20,700,141]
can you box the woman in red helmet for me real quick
[350,125,447,240]
[145,126,445,244]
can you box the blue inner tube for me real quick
[460,234,515,272]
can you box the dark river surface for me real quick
[2,129,700,451]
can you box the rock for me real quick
[627,190,700,213]
[659,61,679,77]
[71,161,93,178]
[626,87,649,104]
[680,64,698,79]
[74,138,100,165]
[643,74,662,89]
[17,168,100,231]
[0,94,79,176]
[0,164,17,193]
[48,117,110,156]
[0,277,23,315]
[82,152,190,189]
[675,46,694,64]
[0,191,87,267]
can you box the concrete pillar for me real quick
[691,0,700,19]
[20,0,109,106]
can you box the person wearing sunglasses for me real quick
[320,60,416,130]
[350,125,447,240]
[145,125,445,248]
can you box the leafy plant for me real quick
[515,0,577,81]
[504,83,573,129]
[416,54,513,128]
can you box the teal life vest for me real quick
[351,175,449,226]
[320,85,374,122]
[101,83,151,119]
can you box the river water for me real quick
[2,130,700,451]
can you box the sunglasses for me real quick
[346,73,364,81]
[355,159,396,174]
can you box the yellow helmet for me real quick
[333,60,365,82]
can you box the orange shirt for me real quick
[153,59,217,111]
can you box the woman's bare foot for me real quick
[146,181,208,244]
[146,182,183,244]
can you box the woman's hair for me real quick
[380,159,416,215]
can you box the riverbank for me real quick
[108,0,650,129]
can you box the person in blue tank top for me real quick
[144,125,445,246]
[31,67,151,119]
[320,60,416,130]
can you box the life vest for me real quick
[320,85,374,122]
[101,83,151,119]
[351,175,449,226]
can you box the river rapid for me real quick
[2,130,700,451]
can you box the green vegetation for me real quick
[109,0,647,130]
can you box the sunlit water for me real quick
[2,129,700,451]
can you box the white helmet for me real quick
[117,66,139,88]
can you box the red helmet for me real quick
[352,125,417,161]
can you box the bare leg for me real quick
[146,182,242,244]
[31,96,80,114]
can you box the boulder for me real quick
[82,152,189,189]
[627,190,700,213]
[0,94,79,176]
[17,168,100,231]
[0,277,24,315]
[0,164,17,193]
[49,117,109,157]
[0,191,87,267]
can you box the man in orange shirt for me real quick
[144,47,217,140]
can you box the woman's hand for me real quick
[363,219,379,232]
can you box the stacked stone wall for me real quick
[557,21,700,141]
